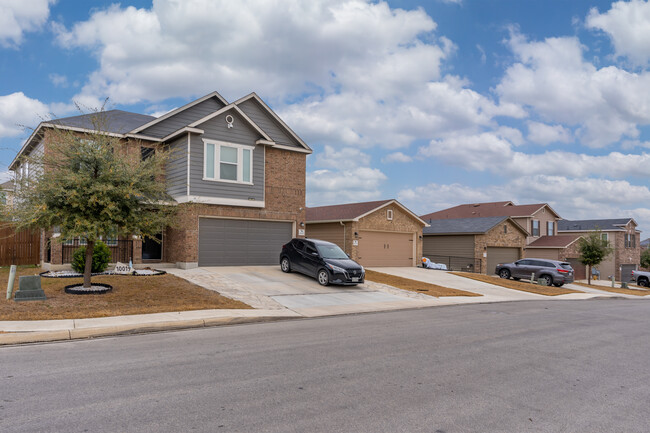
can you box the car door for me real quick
[289,239,306,272]
[512,259,531,278]
[301,242,322,277]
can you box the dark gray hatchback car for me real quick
[495,258,574,287]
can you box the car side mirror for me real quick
[311,251,319,256]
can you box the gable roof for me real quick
[421,201,560,221]
[422,216,527,235]
[306,199,427,225]
[557,218,638,232]
[189,104,273,141]
[525,235,582,249]
[234,93,312,153]
[641,238,650,248]
[128,91,228,135]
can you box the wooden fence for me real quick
[0,225,40,266]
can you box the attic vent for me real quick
[387,209,393,221]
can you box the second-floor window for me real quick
[547,221,554,236]
[203,140,253,184]
[532,220,540,237]
[625,233,636,248]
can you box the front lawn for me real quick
[451,272,580,296]
[0,266,250,321]
[365,270,481,297]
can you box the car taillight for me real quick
[557,268,569,273]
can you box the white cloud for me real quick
[496,31,650,147]
[382,152,413,163]
[307,167,387,206]
[0,0,54,47]
[0,92,50,139]
[586,0,650,66]
[527,121,572,145]
[418,130,650,179]
[399,175,650,233]
[48,73,68,88]
[313,145,371,171]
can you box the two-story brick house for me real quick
[9,91,311,269]
[419,201,560,274]
[558,218,641,282]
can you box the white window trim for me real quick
[203,139,254,185]
[387,209,393,221]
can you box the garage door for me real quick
[198,218,293,266]
[486,247,520,275]
[357,231,413,267]
[567,258,586,280]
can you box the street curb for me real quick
[0,315,297,346]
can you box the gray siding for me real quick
[165,135,188,197]
[189,110,264,201]
[237,98,302,148]
[423,235,475,258]
[141,97,225,138]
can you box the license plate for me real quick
[351,277,359,282]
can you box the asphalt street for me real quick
[2,299,649,432]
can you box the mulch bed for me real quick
[0,266,250,321]
[451,272,580,296]
[365,270,481,297]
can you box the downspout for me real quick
[340,221,346,254]
[186,132,191,196]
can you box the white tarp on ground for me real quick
[422,257,447,270]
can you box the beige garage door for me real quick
[487,247,520,275]
[358,231,413,267]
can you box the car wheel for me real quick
[317,269,330,286]
[280,257,291,273]
[553,282,563,287]
[638,278,649,287]
[540,275,553,286]
[499,269,511,279]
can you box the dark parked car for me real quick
[280,238,365,286]
[495,258,574,287]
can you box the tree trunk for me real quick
[587,264,591,285]
[83,240,95,288]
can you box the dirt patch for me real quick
[573,282,650,297]
[365,270,481,297]
[451,272,580,296]
[0,266,250,321]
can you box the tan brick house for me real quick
[558,218,641,281]
[422,216,528,274]
[305,199,427,267]
[524,235,585,278]
[10,91,312,269]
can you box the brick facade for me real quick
[475,219,527,274]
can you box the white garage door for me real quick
[198,218,293,266]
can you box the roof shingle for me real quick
[306,200,393,222]
[421,201,556,220]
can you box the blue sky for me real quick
[1,0,649,235]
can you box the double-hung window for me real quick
[547,221,554,236]
[532,220,540,237]
[203,140,253,184]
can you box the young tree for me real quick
[9,110,176,288]
[578,230,614,285]
[641,249,650,269]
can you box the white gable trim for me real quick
[188,104,272,141]
[234,92,312,153]
[129,91,229,134]
[353,199,429,226]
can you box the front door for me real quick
[142,232,162,260]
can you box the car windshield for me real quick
[316,244,348,259]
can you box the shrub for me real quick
[71,241,111,273]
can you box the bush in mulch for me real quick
[64,282,113,295]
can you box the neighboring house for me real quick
[558,218,641,282]
[305,199,427,267]
[422,216,527,274]
[524,235,586,279]
[9,91,312,269]
[421,201,561,244]
[641,238,650,249]
[0,180,14,207]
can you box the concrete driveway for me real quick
[367,267,610,302]
[166,266,442,317]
